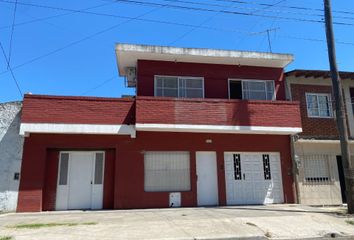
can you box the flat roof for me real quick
[286,69,354,80]
[115,43,294,76]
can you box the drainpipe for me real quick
[290,135,301,204]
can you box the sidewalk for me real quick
[0,205,353,240]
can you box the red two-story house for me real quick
[17,44,302,212]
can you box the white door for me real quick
[224,152,283,205]
[196,152,219,206]
[56,151,105,210]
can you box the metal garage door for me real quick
[224,152,284,205]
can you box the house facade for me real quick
[286,70,354,205]
[16,44,302,212]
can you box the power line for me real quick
[0,2,116,30]
[81,76,116,95]
[7,0,18,69]
[100,0,354,26]
[0,0,353,77]
[211,0,354,16]
[2,0,354,26]
[0,41,23,97]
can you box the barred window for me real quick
[303,155,330,182]
[144,152,191,192]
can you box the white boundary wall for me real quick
[0,102,23,212]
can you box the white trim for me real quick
[305,92,333,118]
[228,79,275,100]
[154,75,205,98]
[296,139,354,144]
[19,123,136,137]
[136,123,302,135]
[116,44,294,76]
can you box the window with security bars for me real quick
[144,152,191,192]
[233,154,242,180]
[303,155,331,182]
[155,76,204,98]
[263,154,271,180]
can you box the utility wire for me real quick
[0,1,117,30]
[0,41,23,97]
[0,0,353,77]
[97,0,354,26]
[7,0,17,69]
[212,0,354,16]
[81,76,116,95]
[1,0,354,26]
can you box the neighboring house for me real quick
[286,70,354,205]
[0,101,23,212]
[16,44,302,212]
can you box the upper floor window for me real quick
[155,76,204,98]
[229,79,275,100]
[306,93,333,118]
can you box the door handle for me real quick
[91,181,93,185]
[243,173,245,180]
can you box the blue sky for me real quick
[0,0,353,102]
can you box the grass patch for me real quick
[0,236,13,240]
[346,220,354,225]
[9,222,97,229]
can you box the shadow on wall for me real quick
[0,102,24,212]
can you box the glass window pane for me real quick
[164,89,178,97]
[163,77,178,88]
[59,153,69,185]
[94,153,104,184]
[155,78,163,87]
[184,78,203,88]
[249,91,266,100]
[248,81,266,91]
[155,88,163,96]
[185,89,203,98]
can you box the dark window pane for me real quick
[59,153,69,185]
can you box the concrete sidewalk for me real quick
[0,205,353,240]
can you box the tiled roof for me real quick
[286,69,354,80]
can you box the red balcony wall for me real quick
[136,96,301,128]
[137,60,286,100]
[21,94,135,124]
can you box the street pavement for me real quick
[0,205,353,240]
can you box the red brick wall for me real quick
[290,84,338,138]
[136,96,301,128]
[17,132,294,212]
[42,149,59,211]
[21,94,135,124]
[137,60,286,100]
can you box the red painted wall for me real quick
[17,132,294,212]
[136,96,301,128]
[137,60,286,100]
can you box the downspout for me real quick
[290,134,301,204]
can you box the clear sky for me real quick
[0,0,353,102]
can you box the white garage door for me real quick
[224,152,284,205]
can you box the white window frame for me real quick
[305,93,333,118]
[144,151,191,192]
[228,79,276,100]
[154,75,205,98]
